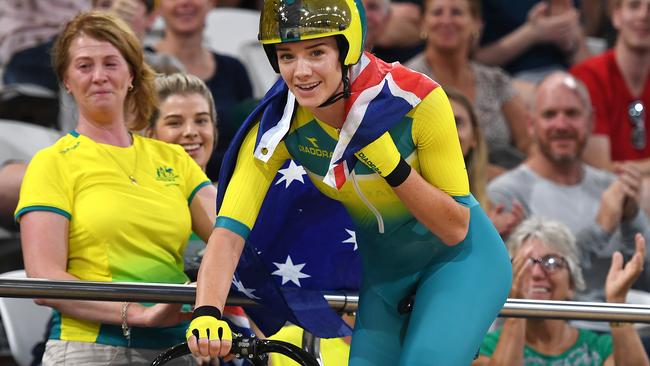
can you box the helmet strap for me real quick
[318,65,350,108]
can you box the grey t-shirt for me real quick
[487,163,650,300]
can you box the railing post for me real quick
[301,331,323,365]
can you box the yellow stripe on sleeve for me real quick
[411,87,470,196]
[218,123,290,233]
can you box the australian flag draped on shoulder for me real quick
[218,52,438,338]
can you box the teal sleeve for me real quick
[215,216,251,240]
[188,181,212,204]
[593,331,613,360]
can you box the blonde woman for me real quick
[406,0,530,172]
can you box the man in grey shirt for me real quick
[487,71,650,301]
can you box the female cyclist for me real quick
[186,0,512,364]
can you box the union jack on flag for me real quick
[251,52,438,189]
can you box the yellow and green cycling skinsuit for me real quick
[217,87,512,365]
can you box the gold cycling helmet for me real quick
[259,0,367,73]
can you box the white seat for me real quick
[0,270,51,366]
[238,41,279,99]
[203,8,261,58]
[572,290,650,336]
[0,120,60,239]
[0,119,61,163]
[203,8,277,99]
[144,8,278,99]
[145,9,261,57]
[625,289,650,337]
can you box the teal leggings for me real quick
[349,205,512,365]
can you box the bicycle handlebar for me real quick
[254,339,320,365]
[151,333,320,366]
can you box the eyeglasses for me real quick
[628,100,646,150]
[529,254,568,274]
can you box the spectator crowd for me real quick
[2,0,650,365]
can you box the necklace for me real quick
[95,134,139,185]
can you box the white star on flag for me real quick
[275,160,306,188]
[342,229,357,250]
[272,255,311,286]
[232,277,261,299]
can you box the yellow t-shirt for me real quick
[15,131,210,348]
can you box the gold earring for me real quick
[128,84,134,91]
[420,31,428,40]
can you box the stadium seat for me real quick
[239,41,279,99]
[0,120,61,239]
[0,270,51,366]
[145,9,277,99]
[572,289,650,336]
[0,119,61,163]
[203,8,260,58]
[626,289,650,337]
[203,8,277,99]
[0,84,59,129]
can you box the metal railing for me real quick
[4,277,650,364]
[0,277,650,323]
